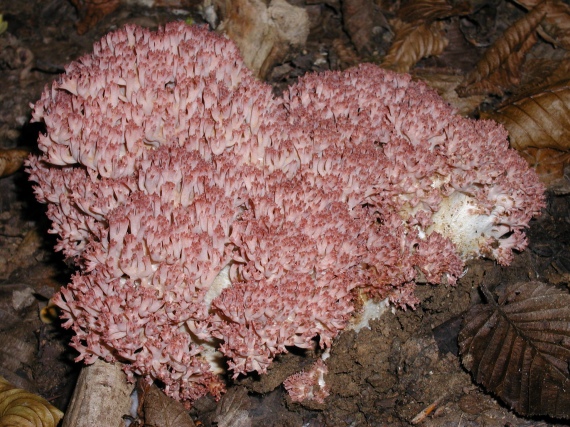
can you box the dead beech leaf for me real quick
[381,19,448,73]
[517,147,570,190]
[342,0,388,55]
[144,384,195,427]
[412,70,485,116]
[397,0,472,23]
[332,37,360,70]
[459,282,570,419]
[213,387,251,427]
[69,0,120,35]
[485,79,570,152]
[484,79,570,194]
[0,148,30,178]
[0,376,63,427]
[457,3,545,97]
[514,0,570,50]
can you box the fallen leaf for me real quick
[331,37,360,69]
[69,0,120,35]
[213,387,251,427]
[484,78,570,155]
[397,0,472,23]
[0,376,63,427]
[518,147,570,189]
[341,0,389,55]
[457,3,545,96]
[514,0,570,49]
[459,282,570,419]
[381,19,448,73]
[412,70,485,116]
[144,384,196,427]
[0,15,7,36]
[0,148,29,178]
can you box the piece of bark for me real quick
[62,359,134,427]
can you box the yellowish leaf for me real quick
[0,148,29,178]
[0,376,63,427]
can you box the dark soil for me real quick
[1,0,569,426]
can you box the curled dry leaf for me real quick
[381,19,448,73]
[457,3,545,97]
[0,148,29,178]
[397,0,472,24]
[0,376,63,427]
[69,0,120,35]
[459,282,570,419]
[484,78,570,188]
[514,0,570,50]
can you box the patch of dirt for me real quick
[1,1,569,426]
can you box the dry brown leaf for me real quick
[397,0,472,23]
[341,0,388,55]
[519,56,570,97]
[459,282,570,419]
[0,376,63,427]
[518,147,570,190]
[0,148,29,178]
[457,3,546,97]
[69,0,120,35]
[514,0,570,49]
[482,76,570,190]
[213,387,251,427]
[381,19,448,73]
[412,70,485,115]
[144,384,196,427]
[331,37,360,70]
[486,78,570,152]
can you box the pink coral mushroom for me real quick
[26,22,544,404]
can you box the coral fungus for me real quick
[26,22,544,403]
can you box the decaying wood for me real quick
[62,359,134,427]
